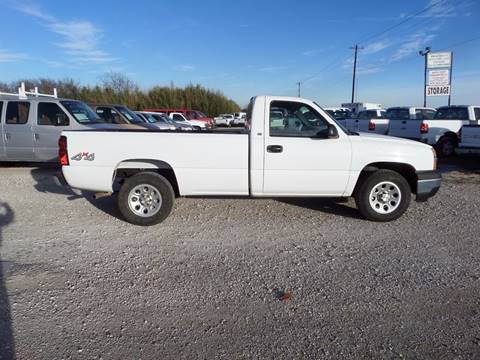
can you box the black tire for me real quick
[435,136,457,157]
[118,172,174,226]
[354,170,411,222]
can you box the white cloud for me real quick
[258,65,288,73]
[302,49,321,57]
[0,50,27,62]
[11,2,115,65]
[391,32,436,62]
[174,64,195,72]
[362,40,391,55]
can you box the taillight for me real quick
[420,122,429,134]
[58,136,69,166]
[368,121,376,131]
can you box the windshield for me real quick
[115,106,144,124]
[151,114,173,124]
[314,102,354,135]
[60,101,104,124]
[140,113,159,123]
[435,107,469,120]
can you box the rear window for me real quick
[386,108,410,120]
[6,101,30,124]
[435,107,469,120]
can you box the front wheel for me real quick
[354,170,411,222]
[118,172,174,226]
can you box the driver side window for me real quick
[269,101,328,137]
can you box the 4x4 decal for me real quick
[71,152,95,161]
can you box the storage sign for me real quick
[428,69,450,86]
[427,52,452,69]
[426,85,451,97]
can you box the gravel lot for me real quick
[1,159,480,359]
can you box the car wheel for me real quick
[354,170,411,222]
[435,136,456,157]
[118,172,174,226]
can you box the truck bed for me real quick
[62,130,250,195]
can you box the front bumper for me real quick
[416,171,442,202]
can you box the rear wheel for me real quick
[354,170,411,222]
[435,136,456,157]
[118,172,174,226]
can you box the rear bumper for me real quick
[416,171,442,202]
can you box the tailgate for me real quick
[388,119,421,139]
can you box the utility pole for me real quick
[350,45,363,103]
[296,82,301,97]
[448,52,453,106]
[419,47,431,107]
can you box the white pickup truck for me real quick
[60,96,441,226]
[388,105,480,157]
[339,109,388,134]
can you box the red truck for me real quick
[144,108,214,128]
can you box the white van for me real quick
[0,84,119,162]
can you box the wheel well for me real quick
[354,162,418,195]
[438,131,458,144]
[113,160,180,196]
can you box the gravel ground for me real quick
[0,160,480,359]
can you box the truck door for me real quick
[263,99,352,196]
[33,102,71,162]
[3,101,35,161]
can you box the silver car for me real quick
[0,93,124,162]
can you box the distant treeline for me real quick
[0,72,241,116]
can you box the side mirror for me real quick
[327,124,339,138]
[55,113,69,126]
[313,124,339,139]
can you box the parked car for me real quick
[230,113,247,127]
[0,83,127,162]
[144,108,214,129]
[59,95,441,226]
[139,111,193,131]
[341,102,383,116]
[324,107,352,121]
[386,106,436,139]
[340,109,388,134]
[388,105,480,157]
[167,112,206,130]
[92,104,160,130]
[134,111,176,130]
[214,114,234,127]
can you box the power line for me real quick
[358,0,448,44]
[438,35,480,51]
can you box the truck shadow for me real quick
[438,156,480,174]
[0,202,16,359]
[29,168,123,220]
[277,198,362,220]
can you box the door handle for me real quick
[4,133,11,141]
[34,133,40,141]
[267,145,283,153]
[402,121,406,124]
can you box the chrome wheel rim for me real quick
[128,184,162,217]
[369,181,401,214]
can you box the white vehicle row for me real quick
[214,112,246,127]
[328,104,480,157]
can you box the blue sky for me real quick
[0,0,478,107]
